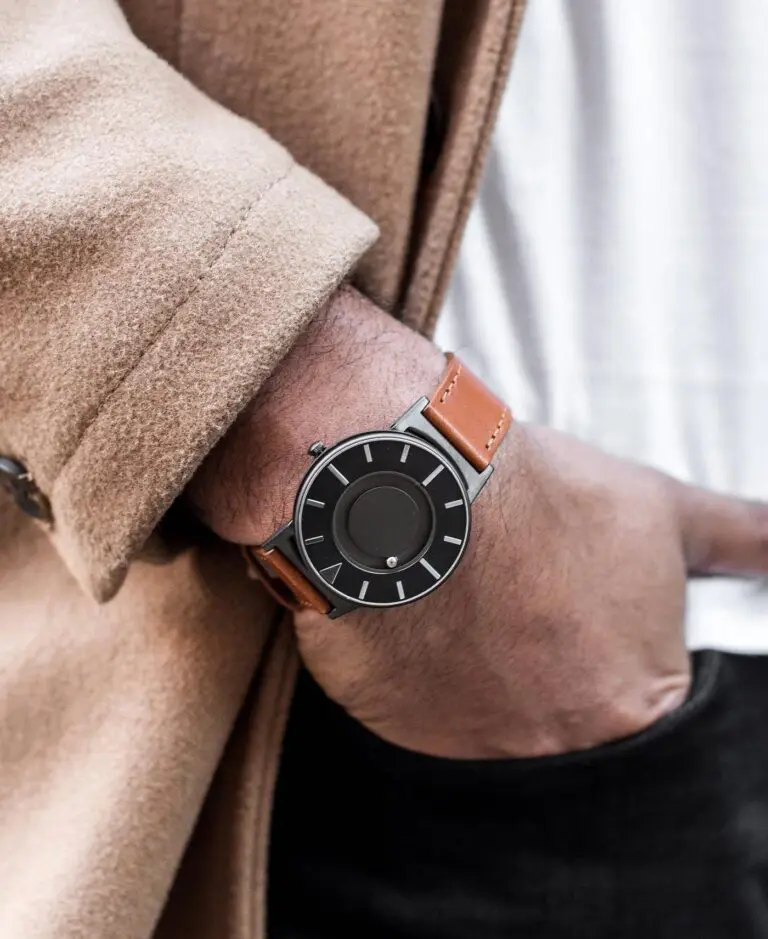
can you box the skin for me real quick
[188,287,768,758]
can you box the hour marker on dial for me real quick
[400,444,410,463]
[359,580,370,600]
[396,580,405,600]
[422,464,444,487]
[364,443,373,463]
[445,499,463,509]
[305,535,324,545]
[329,464,349,486]
[320,562,342,584]
[307,498,326,508]
[419,558,441,580]
[443,535,462,545]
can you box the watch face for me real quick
[294,431,470,609]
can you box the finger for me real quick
[672,481,768,575]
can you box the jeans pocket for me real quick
[344,650,723,791]
[512,648,722,772]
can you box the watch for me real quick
[243,354,510,618]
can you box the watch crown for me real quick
[307,441,327,458]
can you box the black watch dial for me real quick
[294,431,470,608]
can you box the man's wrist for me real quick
[187,286,445,545]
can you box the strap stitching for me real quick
[485,408,509,450]
[439,364,462,403]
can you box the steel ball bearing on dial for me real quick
[294,431,470,608]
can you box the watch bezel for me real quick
[293,430,471,609]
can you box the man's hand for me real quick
[188,288,768,758]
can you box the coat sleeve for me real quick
[0,0,378,600]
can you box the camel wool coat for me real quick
[0,1,526,936]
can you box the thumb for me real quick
[672,480,768,575]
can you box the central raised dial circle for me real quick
[347,485,421,558]
[333,471,434,572]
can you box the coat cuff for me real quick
[50,164,377,601]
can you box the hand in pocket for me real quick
[294,423,768,759]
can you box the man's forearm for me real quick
[187,288,768,761]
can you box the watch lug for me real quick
[391,397,430,432]
[262,519,296,553]
[467,462,494,502]
[392,398,493,503]
[327,597,358,619]
[263,521,353,619]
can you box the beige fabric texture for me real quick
[1,0,377,600]
[0,0,527,936]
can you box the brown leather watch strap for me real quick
[243,545,331,614]
[423,353,511,471]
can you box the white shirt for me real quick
[437,0,768,652]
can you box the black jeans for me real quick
[269,652,768,938]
